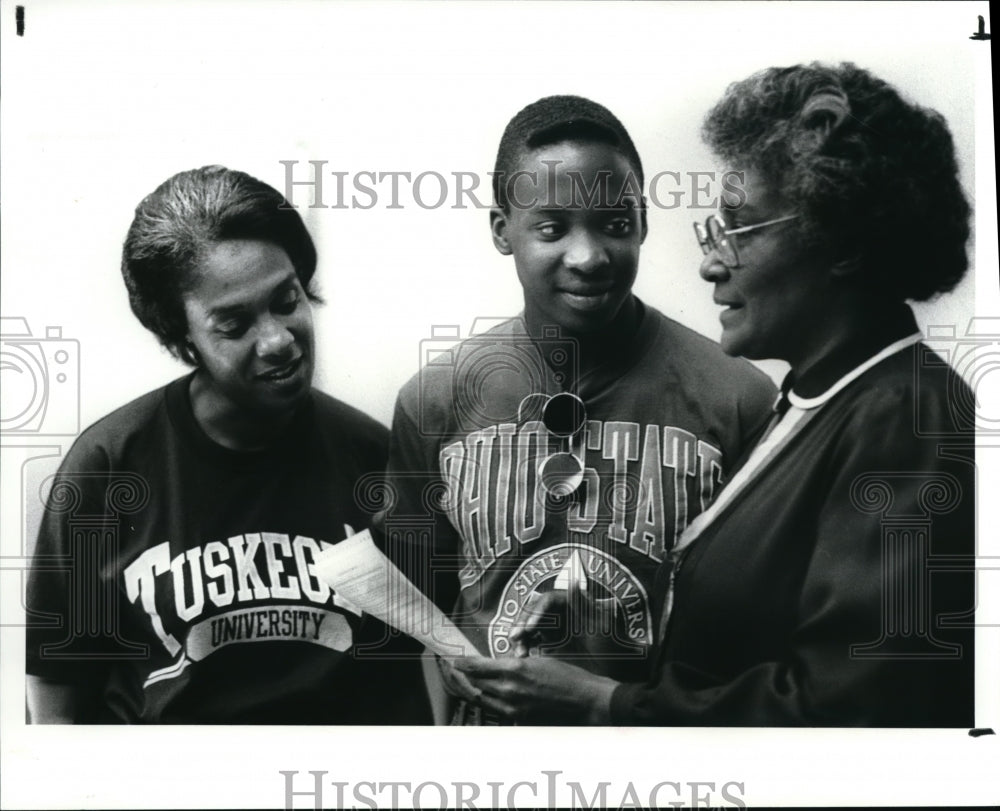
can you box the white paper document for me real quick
[314,529,480,658]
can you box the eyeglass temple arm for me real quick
[723,214,799,236]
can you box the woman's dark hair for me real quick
[121,165,319,365]
[702,62,970,301]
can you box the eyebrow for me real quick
[530,199,639,215]
[206,303,248,321]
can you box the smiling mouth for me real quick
[561,290,614,312]
[717,303,745,328]
[562,286,614,300]
[257,357,303,382]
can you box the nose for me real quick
[256,316,295,359]
[699,250,730,283]
[564,230,609,273]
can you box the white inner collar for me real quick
[787,332,923,410]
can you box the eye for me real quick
[215,318,249,339]
[535,221,566,239]
[274,287,301,314]
[732,224,765,243]
[719,211,739,229]
[605,217,634,236]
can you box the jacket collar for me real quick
[782,304,922,411]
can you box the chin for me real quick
[565,315,616,337]
[721,333,771,361]
[563,302,625,333]
[718,333,744,358]
[261,377,312,410]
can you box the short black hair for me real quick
[703,62,970,302]
[121,165,320,365]
[493,95,644,211]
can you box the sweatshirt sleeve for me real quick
[25,435,117,693]
[610,383,975,727]
[371,391,465,614]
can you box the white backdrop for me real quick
[2,1,997,808]
[0,1,984,428]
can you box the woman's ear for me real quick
[490,207,513,256]
[183,337,201,365]
[640,198,649,245]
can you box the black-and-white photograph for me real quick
[2,1,996,807]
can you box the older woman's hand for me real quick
[435,654,482,703]
[455,655,619,725]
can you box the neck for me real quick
[188,373,296,451]
[525,296,641,386]
[786,295,911,383]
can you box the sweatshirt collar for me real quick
[515,297,659,399]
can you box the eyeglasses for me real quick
[518,391,586,497]
[693,213,799,268]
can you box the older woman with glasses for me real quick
[456,62,976,726]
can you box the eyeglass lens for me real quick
[706,217,737,266]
